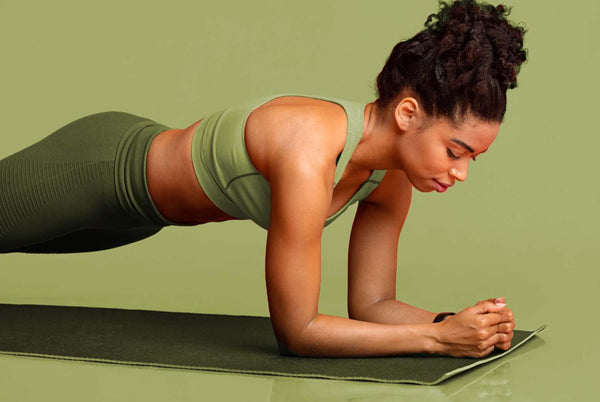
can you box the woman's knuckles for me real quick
[496,341,512,350]
[477,329,489,341]
[475,346,494,358]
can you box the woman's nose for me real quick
[449,165,468,182]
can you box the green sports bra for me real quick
[190,93,386,230]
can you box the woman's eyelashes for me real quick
[447,148,460,160]
[447,148,478,162]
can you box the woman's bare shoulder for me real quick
[245,96,348,182]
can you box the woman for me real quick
[0,0,526,358]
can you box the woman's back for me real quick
[189,94,386,229]
[146,95,386,228]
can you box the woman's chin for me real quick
[408,178,434,193]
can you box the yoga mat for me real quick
[0,304,545,385]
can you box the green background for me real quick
[0,0,598,400]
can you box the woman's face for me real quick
[398,112,500,193]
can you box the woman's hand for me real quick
[433,298,514,358]
[492,297,516,351]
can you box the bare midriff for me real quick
[146,120,238,225]
[146,97,372,227]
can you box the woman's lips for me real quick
[433,179,451,192]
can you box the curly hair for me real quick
[375,0,527,123]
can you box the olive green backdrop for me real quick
[0,0,598,401]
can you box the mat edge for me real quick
[0,324,546,386]
[0,303,268,320]
[432,324,548,385]
[0,323,547,386]
[0,350,435,385]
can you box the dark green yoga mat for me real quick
[0,304,545,385]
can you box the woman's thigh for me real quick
[0,111,166,253]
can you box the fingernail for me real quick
[496,303,506,308]
[495,297,506,304]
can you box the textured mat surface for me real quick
[0,304,545,385]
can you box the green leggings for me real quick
[0,112,177,253]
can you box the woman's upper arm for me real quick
[348,169,413,316]
[264,149,334,350]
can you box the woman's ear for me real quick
[394,97,419,131]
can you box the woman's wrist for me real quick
[421,322,445,354]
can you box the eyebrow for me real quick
[451,138,475,153]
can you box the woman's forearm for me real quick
[282,313,439,357]
[349,298,438,325]
[282,299,514,358]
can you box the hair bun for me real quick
[425,0,527,91]
[375,0,527,122]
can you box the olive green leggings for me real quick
[0,112,176,253]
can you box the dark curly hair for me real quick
[376,0,527,123]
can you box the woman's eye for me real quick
[447,148,460,160]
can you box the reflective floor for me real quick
[0,330,597,401]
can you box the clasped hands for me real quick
[435,297,515,358]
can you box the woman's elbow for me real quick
[276,338,299,356]
[272,322,316,357]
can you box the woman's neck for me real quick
[349,101,404,171]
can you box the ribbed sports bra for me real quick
[190,94,386,230]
